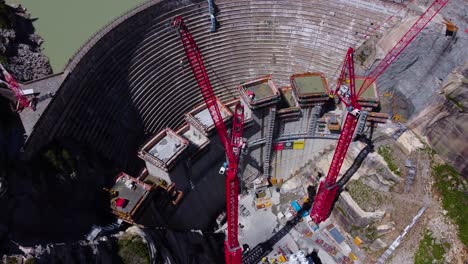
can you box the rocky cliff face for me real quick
[0,1,52,81]
[411,62,468,176]
[356,0,468,174]
[360,0,468,120]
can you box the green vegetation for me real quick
[421,145,436,158]
[432,164,468,246]
[336,206,347,217]
[25,258,36,264]
[363,225,382,241]
[414,231,446,264]
[347,179,383,211]
[377,146,401,176]
[445,94,465,111]
[117,235,150,264]
[6,257,17,264]
[356,51,367,65]
[43,146,76,173]
[0,54,7,65]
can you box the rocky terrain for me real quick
[0,1,52,81]
[410,62,468,176]
[372,0,468,117]
[2,226,150,264]
[356,0,468,176]
[0,0,466,263]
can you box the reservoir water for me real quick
[6,0,147,72]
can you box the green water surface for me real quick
[6,0,147,72]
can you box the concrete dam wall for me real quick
[22,0,399,171]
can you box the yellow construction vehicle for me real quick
[278,255,287,262]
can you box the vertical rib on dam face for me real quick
[22,0,395,171]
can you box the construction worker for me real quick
[247,90,255,101]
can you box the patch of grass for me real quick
[6,257,17,264]
[25,258,36,264]
[414,231,446,264]
[347,179,383,211]
[336,206,347,217]
[364,225,378,241]
[432,164,468,246]
[43,146,76,173]
[377,146,401,176]
[445,94,464,111]
[0,54,8,66]
[117,235,150,264]
[421,145,436,159]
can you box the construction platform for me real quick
[238,75,280,110]
[138,128,189,171]
[185,99,233,136]
[290,73,329,107]
[178,124,209,149]
[110,172,152,224]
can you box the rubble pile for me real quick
[0,3,52,82]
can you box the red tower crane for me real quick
[311,0,449,224]
[0,63,34,111]
[172,16,243,264]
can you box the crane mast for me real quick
[311,0,449,224]
[172,16,243,264]
[226,103,244,264]
[310,48,360,223]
